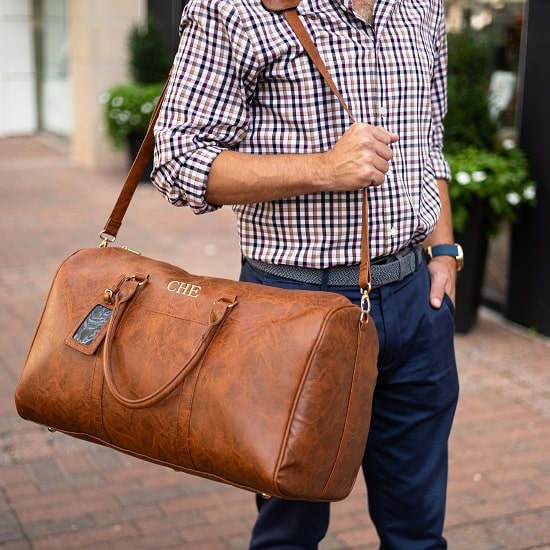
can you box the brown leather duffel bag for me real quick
[15,243,377,501]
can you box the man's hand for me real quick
[321,123,399,191]
[428,255,457,309]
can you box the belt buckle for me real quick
[396,252,408,282]
[397,248,417,281]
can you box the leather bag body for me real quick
[15,246,378,501]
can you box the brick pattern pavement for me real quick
[1,136,549,549]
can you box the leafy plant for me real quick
[446,145,536,236]
[444,30,536,237]
[445,32,497,152]
[101,17,170,149]
[100,83,163,148]
[128,18,172,84]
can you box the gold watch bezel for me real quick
[455,244,464,271]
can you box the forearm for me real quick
[205,150,327,205]
[424,179,454,248]
[205,123,399,205]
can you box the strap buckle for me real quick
[99,231,116,248]
[360,285,372,325]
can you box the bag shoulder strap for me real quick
[100,82,169,244]
[263,1,371,289]
[101,3,372,290]
[264,1,355,123]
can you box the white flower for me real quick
[111,96,124,108]
[506,192,521,205]
[116,111,130,124]
[98,92,111,105]
[502,139,516,150]
[523,185,537,201]
[472,171,487,182]
[455,171,471,185]
[141,102,154,114]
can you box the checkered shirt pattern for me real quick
[152,0,451,267]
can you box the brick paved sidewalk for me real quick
[1,136,549,549]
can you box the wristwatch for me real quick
[426,243,464,271]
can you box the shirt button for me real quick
[389,226,398,237]
[379,106,387,117]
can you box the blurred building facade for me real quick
[0,0,145,168]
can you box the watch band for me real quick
[427,243,464,271]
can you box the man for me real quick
[152,0,461,547]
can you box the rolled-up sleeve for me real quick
[152,0,254,214]
[429,3,451,183]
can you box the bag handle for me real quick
[102,275,238,409]
[100,2,372,292]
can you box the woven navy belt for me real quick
[245,245,424,288]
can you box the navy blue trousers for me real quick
[241,258,459,550]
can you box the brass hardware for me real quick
[103,274,149,305]
[216,296,238,308]
[360,286,372,325]
[103,289,115,305]
[99,231,116,248]
[47,427,56,433]
[134,273,149,286]
[122,246,141,255]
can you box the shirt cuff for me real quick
[152,146,224,214]
[431,155,451,182]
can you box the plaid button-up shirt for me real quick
[152,0,450,267]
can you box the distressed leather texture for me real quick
[15,246,378,501]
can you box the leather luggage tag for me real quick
[65,304,113,355]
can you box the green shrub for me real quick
[445,32,498,152]
[101,16,171,149]
[446,146,536,236]
[128,18,172,84]
[100,83,164,148]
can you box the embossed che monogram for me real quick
[167,280,202,298]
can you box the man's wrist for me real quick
[426,243,464,271]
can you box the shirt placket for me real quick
[362,11,396,255]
